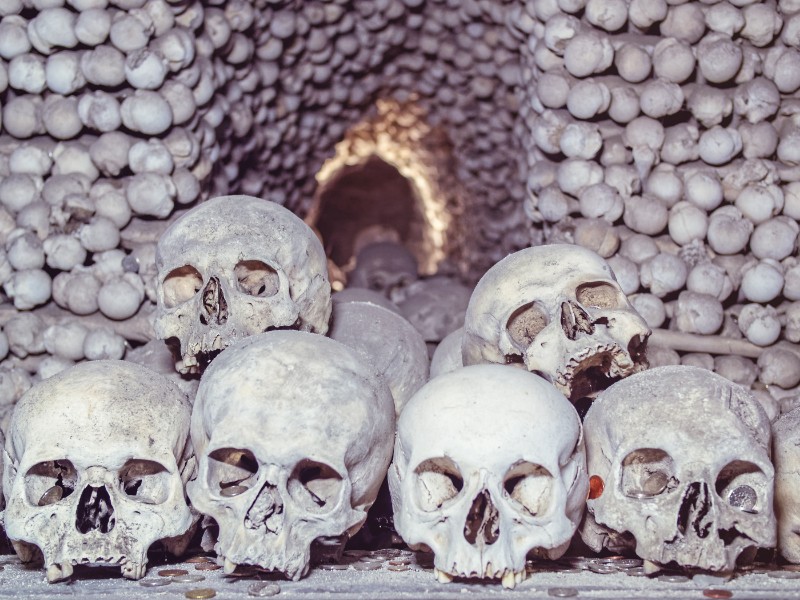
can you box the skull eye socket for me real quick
[621,448,678,499]
[287,459,343,513]
[503,462,553,517]
[576,282,621,310]
[507,301,549,349]
[413,457,464,512]
[119,459,170,505]
[367,274,386,292]
[207,448,258,498]
[25,460,77,506]
[234,260,280,297]
[715,460,767,514]
[162,265,203,308]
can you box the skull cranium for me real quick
[347,241,418,302]
[580,366,776,572]
[187,330,395,580]
[462,244,650,402]
[772,406,800,563]
[389,364,588,589]
[155,195,331,374]
[3,360,195,582]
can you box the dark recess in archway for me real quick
[314,155,423,268]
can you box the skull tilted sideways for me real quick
[462,244,650,401]
[327,299,429,415]
[389,364,588,589]
[188,330,395,580]
[772,407,800,563]
[581,366,776,572]
[347,241,418,301]
[3,361,195,583]
[155,195,331,374]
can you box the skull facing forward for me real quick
[389,364,588,589]
[155,195,331,373]
[581,366,776,572]
[188,330,395,580]
[3,361,194,582]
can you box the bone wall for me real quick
[0,0,798,420]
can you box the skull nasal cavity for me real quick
[245,482,283,533]
[560,301,594,340]
[200,277,228,325]
[463,490,500,546]
[75,485,115,534]
[677,482,712,539]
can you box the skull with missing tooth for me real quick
[3,361,194,583]
[155,195,331,374]
[187,330,395,580]
[580,366,776,572]
[388,365,588,589]
[462,244,650,401]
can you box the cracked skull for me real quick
[580,366,776,572]
[462,244,650,402]
[389,364,588,589]
[187,330,395,580]
[155,195,331,374]
[2,360,194,583]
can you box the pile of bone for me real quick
[514,0,800,394]
[7,211,800,590]
[0,0,540,403]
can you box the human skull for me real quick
[429,326,465,379]
[327,299,429,415]
[397,276,472,355]
[462,244,650,402]
[3,361,194,582]
[347,241,418,301]
[581,366,776,572]
[188,330,395,580]
[772,406,800,563]
[155,195,331,374]
[389,364,588,589]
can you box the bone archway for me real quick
[311,155,425,273]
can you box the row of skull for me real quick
[1,337,797,589]
[153,194,651,406]
[0,194,793,587]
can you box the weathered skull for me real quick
[347,241,418,301]
[397,276,472,356]
[3,360,194,582]
[188,330,395,580]
[581,366,776,572]
[328,299,429,415]
[155,195,331,374]
[462,244,650,402]
[389,364,588,589]
[332,287,401,313]
[772,406,800,563]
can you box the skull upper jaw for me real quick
[188,469,364,581]
[6,489,192,582]
[4,455,193,583]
